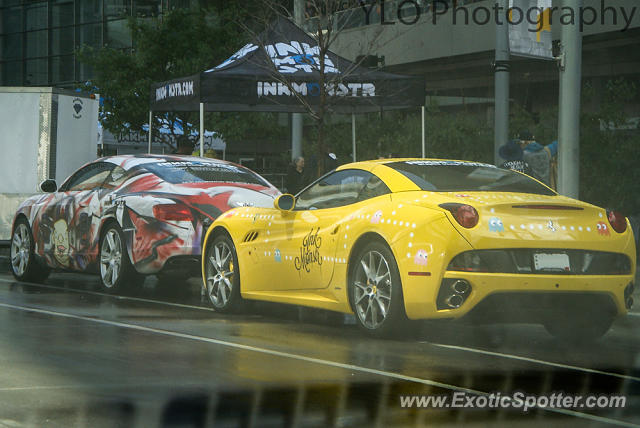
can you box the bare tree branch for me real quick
[232,0,394,175]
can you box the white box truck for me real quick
[0,87,99,241]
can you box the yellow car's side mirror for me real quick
[274,194,295,212]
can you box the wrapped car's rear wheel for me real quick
[349,241,406,336]
[205,234,242,312]
[10,218,50,283]
[99,223,142,292]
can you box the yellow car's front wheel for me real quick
[349,241,407,336]
[205,233,242,312]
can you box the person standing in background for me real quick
[498,139,531,175]
[547,140,559,190]
[519,130,558,188]
[285,156,306,195]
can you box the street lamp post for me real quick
[291,0,305,161]
[494,0,510,166]
[557,0,583,198]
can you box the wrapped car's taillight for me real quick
[439,203,479,228]
[607,210,627,234]
[153,204,192,221]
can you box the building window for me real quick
[1,6,23,33]
[52,27,75,55]
[52,54,75,83]
[52,1,74,28]
[0,0,196,87]
[78,23,103,48]
[106,19,132,48]
[105,0,131,19]
[25,58,48,85]
[26,30,47,58]
[79,0,104,24]
[134,0,160,17]
[1,33,22,60]
[1,60,23,85]
[168,0,192,10]
[25,2,48,31]
[77,58,94,82]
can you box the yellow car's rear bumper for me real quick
[404,272,633,321]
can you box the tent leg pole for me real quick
[421,106,425,158]
[352,113,356,163]
[199,103,204,157]
[292,113,303,161]
[148,110,153,154]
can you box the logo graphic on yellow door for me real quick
[294,228,322,273]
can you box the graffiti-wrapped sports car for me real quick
[10,155,279,291]
[201,159,636,340]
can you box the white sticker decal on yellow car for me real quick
[597,222,610,236]
[405,160,495,168]
[488,217,505,232]
[414,250,429,266]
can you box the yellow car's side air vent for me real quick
[243,231,259,243]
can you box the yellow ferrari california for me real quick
[201,159,636,339]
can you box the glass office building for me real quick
[0,0,197,87]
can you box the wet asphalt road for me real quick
[0,268,639,428]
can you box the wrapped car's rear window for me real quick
[142,161,271,186]
[386,161,556,195]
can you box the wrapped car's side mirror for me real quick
[40,179,57,193]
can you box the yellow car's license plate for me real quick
[534,253,571,271]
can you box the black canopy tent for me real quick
[148,16,426,159]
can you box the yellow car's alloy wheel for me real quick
[353,250,393,330]
[205,235,242,312]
